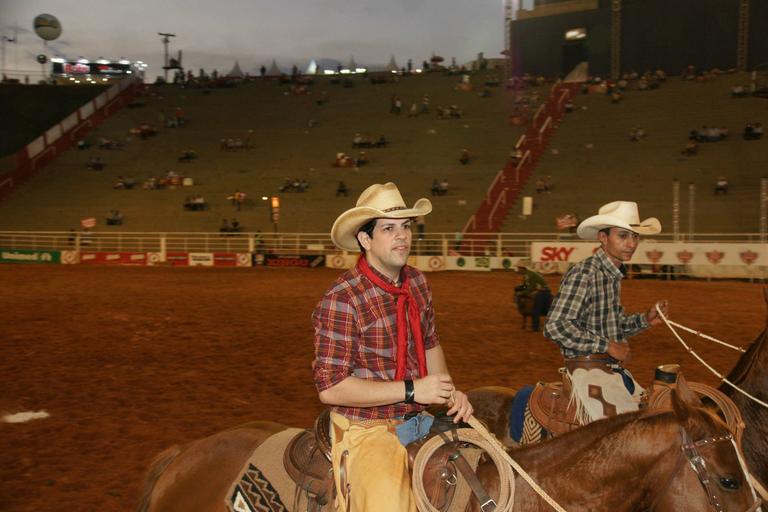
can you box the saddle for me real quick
[283,410,489,511]
[528,354,617,436]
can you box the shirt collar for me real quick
[595,249,625,279]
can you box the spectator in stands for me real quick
[184,195,206,211]
[731,84,748,98]
[77,140,89,150]
[610,90,623,104]
[564,100,575,113]
[352,133,363,147]
[178,149,198,163]
[375,135,388,148]
[220,219,231,232]
[535,178,546,194]
[543,175,553,194]
[408,102,418,117]
[681,140,698,156]
[175,107,186,126]
[355,152,368,167]
[459,149,470,165]
[114,176,126,189]
[229,190,246,211]
[629,127,646,142]
[86,157,104,171]
[390,94,402,114]
[509,149,523,165]
[438,178,449,196]
[336,181,349,197]
[420,94,430,114]
[106,210,123,225]
[431,179,441,196]
[743,123,763,140]
[714,176,729,195]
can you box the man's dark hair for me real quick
[356,218,378,253]
[598,227,612,237]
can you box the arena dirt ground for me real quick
[0,265,765,511]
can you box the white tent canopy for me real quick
[267,59,281,76]
[227,60,244,78]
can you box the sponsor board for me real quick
[265,255,325,268]
[147,252,163,266]
[531,242,768,267]
[445,256,492,271]
[188,253,214,267]
[61,250,79,264]
[0,249,60,264]
[236,253,252,267]
[326,254,357,269]
[166,252,190,267]
[79,252,147,265]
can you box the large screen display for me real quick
[53,61,132,75]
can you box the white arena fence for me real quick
[0,231,765,279]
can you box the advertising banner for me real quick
[79,252,148,265]
[326,254,357,269]
[445,256,492,271]
[165,252,190,267]
[0,249,60,264]
[265,255,325,268]
[188,253,214,267]
[531,242,767,267]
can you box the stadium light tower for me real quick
[158,32,176,82]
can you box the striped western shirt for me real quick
[312,263,439,420]
[543,249,649,358]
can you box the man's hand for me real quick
[414,374,455,405]
[645,300,669,326]
[607,340,630,362]
[446,390,474,424]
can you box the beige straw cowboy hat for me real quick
[577,201,661,240]
[331,182,432,251]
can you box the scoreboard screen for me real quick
[53,61,133,75]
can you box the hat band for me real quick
[383,206,408,213]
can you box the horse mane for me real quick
[135,445,183,512]
[722,327,768,388]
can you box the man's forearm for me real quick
[318,376,407,407]
[425,345,449,376]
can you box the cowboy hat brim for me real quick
[577,215,661,240]
[331,198,432,251]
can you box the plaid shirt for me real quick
[312,263,439,420]
[543,249,649,358]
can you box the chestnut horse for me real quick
[137,392,760,511]
[470,298,768,493]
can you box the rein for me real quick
[656,305,768,411]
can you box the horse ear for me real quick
[675,372,703,407]
[670,389,693,424]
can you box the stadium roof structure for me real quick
[227,60,244,78]
[267,59,280,76]
[386,55,398,72]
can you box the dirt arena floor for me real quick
[0,265,765,511]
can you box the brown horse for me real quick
[470,392,760,511]
[721,321,768,489]
[137,392,759,511]
[471,297,768,493]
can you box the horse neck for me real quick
[723,328,768,392]
[513,411,682,510]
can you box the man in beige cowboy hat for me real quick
[312,182,473,512]
[543,201,669,421]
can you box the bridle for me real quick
[655,427,763,512]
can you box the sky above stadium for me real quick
[0,0,531,80]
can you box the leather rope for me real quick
[656,304,768,410]
[411,417,568,512]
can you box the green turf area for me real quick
[0,83,107,157]
[0,72,529,233]
[501,73,768,234]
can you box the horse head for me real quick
[654,390,761,512]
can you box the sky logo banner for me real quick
[0,249,60,264]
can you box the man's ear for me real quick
[357,231,371,251]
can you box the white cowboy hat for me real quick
[576,201,661,240]
[331,182,432,251]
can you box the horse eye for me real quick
[719,477,740,490]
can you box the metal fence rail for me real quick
[1,231,764,257]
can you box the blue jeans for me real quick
[395,414,434,446]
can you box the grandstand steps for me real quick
[0,73,532,233]
[499,73,768,234]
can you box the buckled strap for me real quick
[436,430,496,512]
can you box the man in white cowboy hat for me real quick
[312,182,474,512]
[543,201,669,422]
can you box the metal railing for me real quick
[1,231,765,258]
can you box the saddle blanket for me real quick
[508,385,544,445]
[227,428,306,512]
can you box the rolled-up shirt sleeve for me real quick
[544,267,609,355]
[312,293,357,392]
[620,307,649,338]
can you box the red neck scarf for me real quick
[357,256,428,380]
